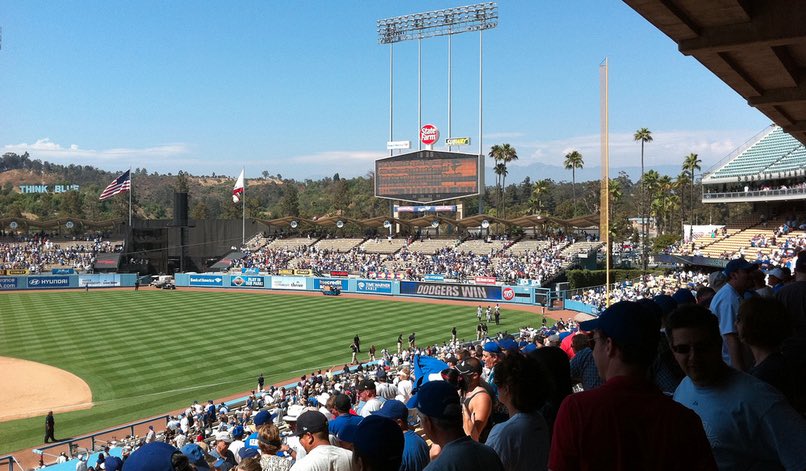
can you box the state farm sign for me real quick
[420,124,439,146]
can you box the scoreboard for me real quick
[375,150,480,203]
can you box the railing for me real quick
[0,455,22,471]
[32,415,169,467]
[703,186,806,200]
[701,124,775,182]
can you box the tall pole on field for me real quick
[600,58,610,306]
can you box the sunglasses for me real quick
[670,343,716,355]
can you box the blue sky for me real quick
[1,1,771,182]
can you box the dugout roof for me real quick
[624,0,806,147]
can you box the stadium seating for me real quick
[406,239,459,255]
[359,238,408,254]
[263,238,317,251]
[707,126,804,180]
[454,239,508,255]
[313,238,365,253]
[505,239,554,256]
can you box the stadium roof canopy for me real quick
[624,0,806,147]
[703,125,806,183]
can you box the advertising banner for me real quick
[78,274,122,287]
[52,268,76,275]
[294,269,312,276]
[330,271,349,277]
[356,280,393,294]
[5,269,29,275]
[241,267,260,274]
[424,274,445,282]
[231,275,265,288]
[188,275,224,287]
[278,269,294,276]
[271,276,306,290]
[314,278,348,290]
[28,276,70,289]
[474,276,497,285]
[0,277,18,289]
[517,278,541,287]
[400,281,501,301]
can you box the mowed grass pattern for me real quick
[0,289,544,454]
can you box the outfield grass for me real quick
[0,289,545,454]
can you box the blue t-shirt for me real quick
[328,413,362,437]
[485,411,549,471]
[674,369,806,471]
[401,430,429,471]
[423,436,503,471]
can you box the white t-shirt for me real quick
[290,444,356,471]
[359,397,383,417]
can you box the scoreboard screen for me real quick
[375,150,480,203]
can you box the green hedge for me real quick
[566,269,666,289]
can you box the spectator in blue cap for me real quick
[481,342,502,394]
[122,442,191,471]
[103,457,123,471]
[710,258,757,371]
[672,288,696,306]
[549,301,716,470]
[228,425,245,462]
[353,415,404,471]
[373,400,428,471]
[180,444,210,471]
[243,410,273,450]
[415,380,503,471]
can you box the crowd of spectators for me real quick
[231,236,579,285]
[0,232,122,274]
[571,270,710,310]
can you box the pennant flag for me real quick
[99,170,131,200]
[232,169,244,203]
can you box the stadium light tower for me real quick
[377,3,497,212]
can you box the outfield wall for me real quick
[174,273,540,304]
[0,274,137,290]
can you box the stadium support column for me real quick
[389,43,394,157]
[600,58,610,307]
[478,29,484,215]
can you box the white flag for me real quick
[232,169,244,203]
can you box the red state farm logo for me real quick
[420,124,439,146]
[502,287,515,301]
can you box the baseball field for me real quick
[0,289,547,454]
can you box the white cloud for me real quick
[505,128,760,170]
[288,150,387,164]
[3,138,190,165]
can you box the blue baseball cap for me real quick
[498,338,518,351]
[238,448,259,460]
[652,295,677,316]
[372,399,408,421]
[724,258,757,276]
[415,380,462,420]
[353,415,404,469]
[482,342,501,353]
[213,458,233,471]
[180,444,209,471]
[337,423,359,443]
[579,301,660,355]
[230,425,244,439]
[104,457,123,471]
[671,288,696,306]
[253,410,273,426]
[122,442,179,471]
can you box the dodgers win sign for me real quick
[400,281,502,301]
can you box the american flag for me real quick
[99,170,131,200]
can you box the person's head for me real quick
[696,286,716,308]
[708,271,727,292]
[579,301,661,379]
[230,425,244,441]
[723,258,758,292]
[180,444,210,471]
[672,288,696,306]
[336,423,358,450]
[481,342,501,369]
[256,423,283,456]
[492,353,549,413]
[293,411,329,453]
[234,457,260,471]
[122,442,193,471]
[570,333,591,353]
[213,431,231,454]
[455,357,483,389]
[332,394,351,416]
[736,296,792,350]
[372,399,409,431]
[527,346,572,405]
[352,415,404,471]
[414,380,463,441]
[666,304,725,387]
[766,267,786,287]
[357,379,376,401]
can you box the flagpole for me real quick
[242,167,245,246]
[128,166,132,227]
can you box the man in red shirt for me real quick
[549,301,716,471]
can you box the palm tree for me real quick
[682,153,702,225]
[564,151,584,216]
[634,128,653,268]
[643,170,660,238]
[488,144,518,218]
[493,163,507,215]
[488,145,504,214]
[676,172,691,234]
[532,179,550,214]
